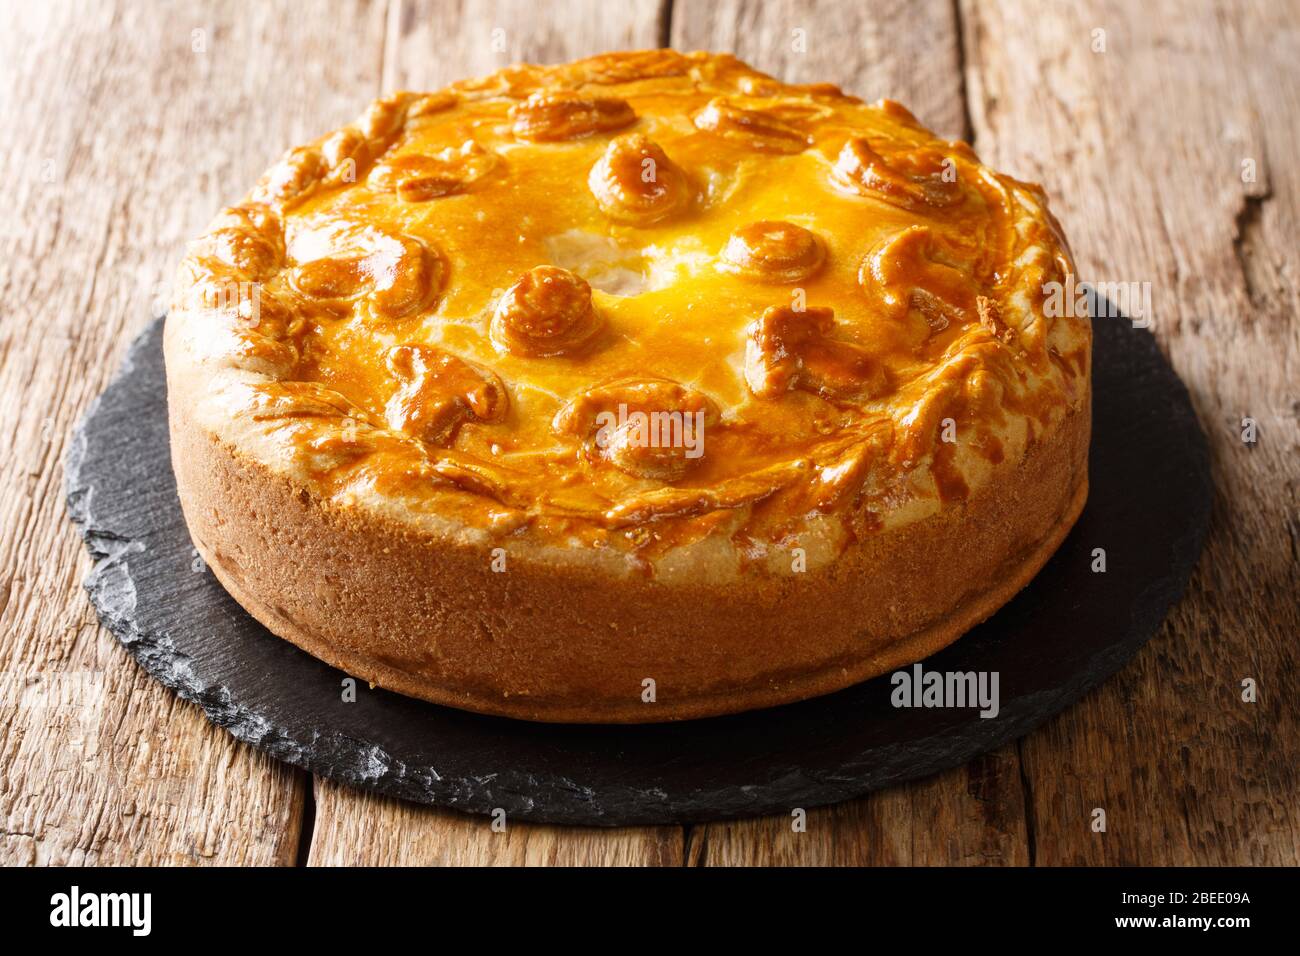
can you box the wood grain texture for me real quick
[308,779,682,866]
[0,0,393,865]
[379,0,671,91]
[960,0,1300,864]
[687,753,1030,866]
[0,0,1294,866]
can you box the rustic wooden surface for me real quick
[0,0,1294,866]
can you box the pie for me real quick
[165,51,1091,723]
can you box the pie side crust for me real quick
[171,388,1088,723]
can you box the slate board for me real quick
[65,308,1211,825]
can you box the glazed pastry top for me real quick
[167,50,1089,571]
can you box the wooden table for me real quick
[1,0,1295,866]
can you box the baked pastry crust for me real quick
[165,50,1091,722]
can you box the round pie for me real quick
[165,50,1091,723]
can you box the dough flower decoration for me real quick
[490,265,605,358]
[384,344,508,445]
[588,133,692,224]
[859,225,976,336]
[290,223,444,323]
[692,98,811,153]
[719,220,826,283]
[833,136,965,209]
[511,89,637,141]
[553,377,720,481]
[744,305,888,401]
[368,141,502,201]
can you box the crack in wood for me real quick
[951,0,975,144]
[658,0,674,49]
[1015,738,1037,866]
[1232,184,1274,310]
[380,0,398,94]
[295,772,318,867]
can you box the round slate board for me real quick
[66,309,1210,825]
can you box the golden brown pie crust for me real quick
[165,50,1091,722]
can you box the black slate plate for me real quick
[65,309,1210,825]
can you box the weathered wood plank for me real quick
[308,779,683,866]
[304,0,684,867]
[688,753,1030,866]
[960,0,1300,864]
[0,0,392,865]
[379,0,672,90]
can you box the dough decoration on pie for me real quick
[692,97,810,153]
[166,50,1091,722]
[289,223,443,322]
[553,377,720,481]
[588,133,693,224]
[384,344,508,444]
[490,265,605,357]
[719,220,826,282]
[744,305,887,401]
[368,141,502,201]
[861,225,978,337]
[832,136,966,209]
[511,89,638,141]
